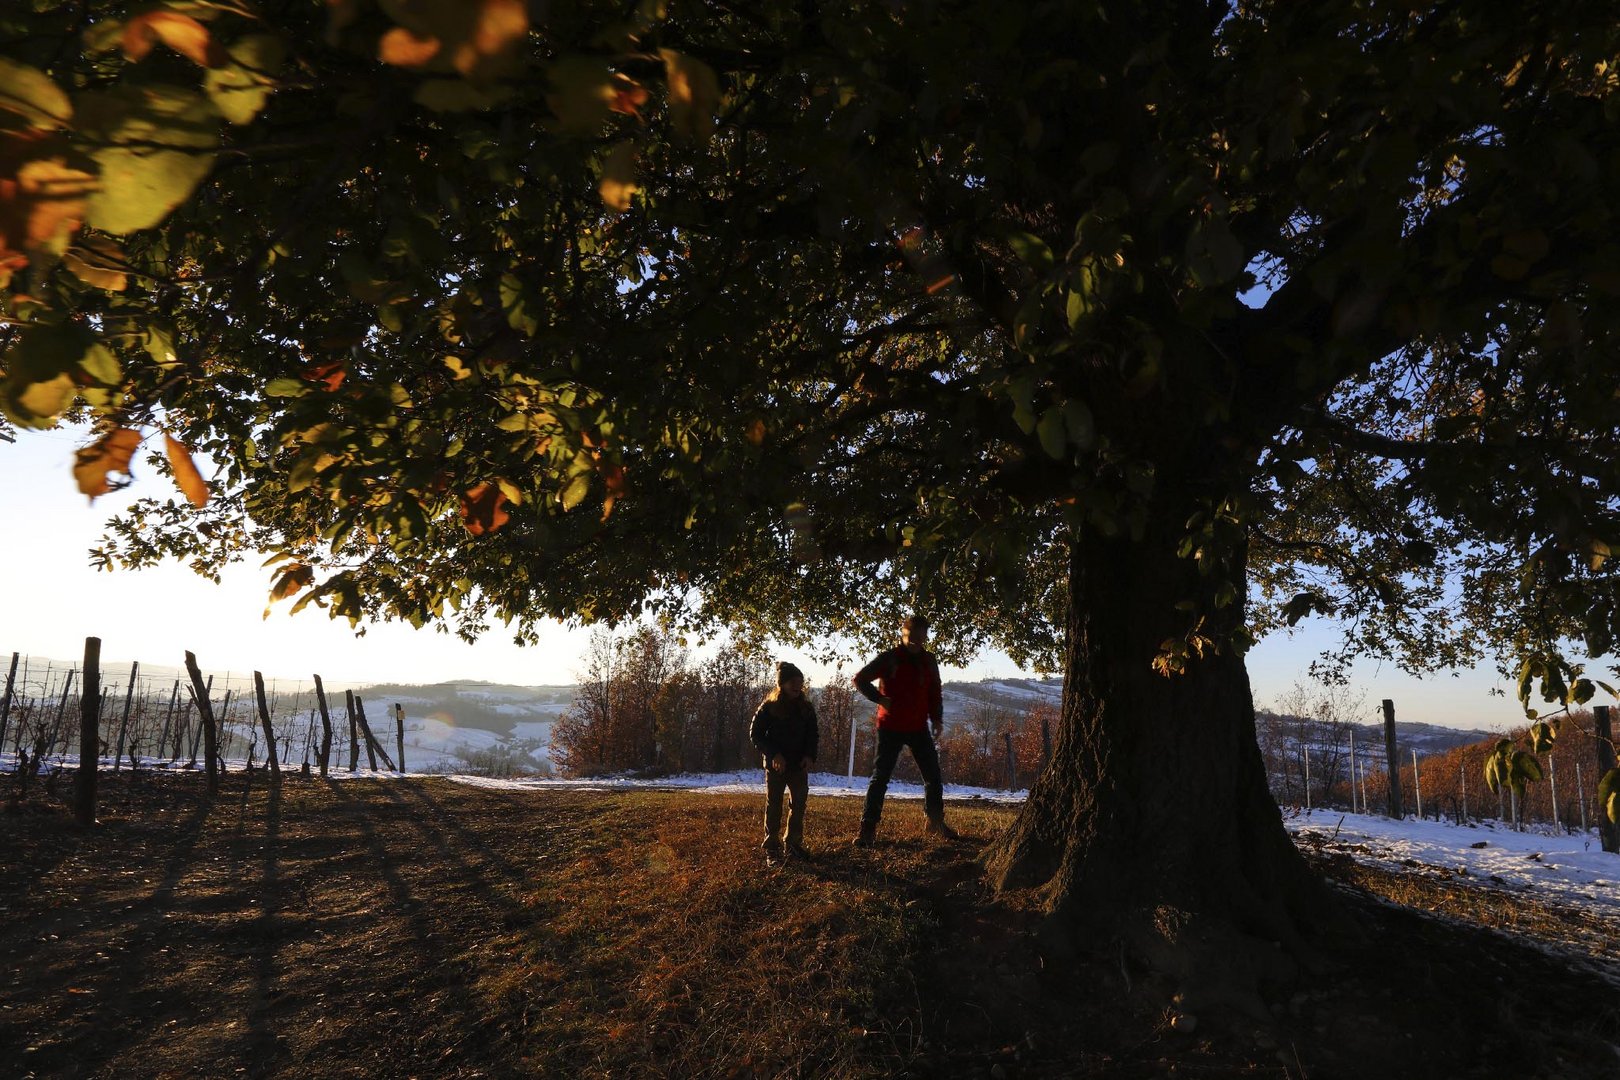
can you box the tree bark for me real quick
[984,507,1333,1005]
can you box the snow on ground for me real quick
[508,721,557,741]
[1285,808,1620,915]
[447,769,1030,804]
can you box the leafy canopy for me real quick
[2,0,1618,713]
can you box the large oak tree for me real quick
[5,0,1619,987]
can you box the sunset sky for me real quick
[3,424,1533,729]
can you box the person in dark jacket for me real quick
[749,661,819,865]
[851,614,959,846]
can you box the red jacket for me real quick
[853,647,943,733]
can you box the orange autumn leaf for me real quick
[304,359,347,391]
[164,433,210,508]
[379,27,441,67]
[73,427,143,500]
[455,0,527,78]
[122,12,228,68]
[269,563,314,603]
[609,74,649,118]
[460,481,511,535]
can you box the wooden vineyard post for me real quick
[253,672,281,784]
[156,681,180,765]
[313,675,334,778]
[353,697,395,772]
[1411,749,1422,820]
[1382,699,1402,818]
[47,668,75,768]
[185,652,221,795]
[113,661,138,771]
[394,703,406,774]
[74,637,102,827]
[216,690,235,773]
[345,690,360,772]
[0,651,18,757]
[1595,705,1618,854]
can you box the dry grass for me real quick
[2,771,1618,1080]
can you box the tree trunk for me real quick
[984,511,1334,1005]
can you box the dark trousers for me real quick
[861,728,944,827]
[763,765,809,848]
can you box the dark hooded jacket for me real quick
[749,694,819,766]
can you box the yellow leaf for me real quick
[454,0,527,79]
[73,427,143,500]
[164,433,210,508]
[659,49,721,140]
[598,141,638,212]
[17,372,75,419]
[62,236,128,290]
[122,12,227,68]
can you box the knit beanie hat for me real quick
[776,661,804,686]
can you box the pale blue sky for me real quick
[1,424,1530,729]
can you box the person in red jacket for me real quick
[851,615,959,846]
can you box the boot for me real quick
[853,822,877,848]
[763,841,785,866]
[925,818,960,841]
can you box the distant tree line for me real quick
[551,627,773,776]
[554,631,1059,789]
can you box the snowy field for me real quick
[1284,807,1620,916]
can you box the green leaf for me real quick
[1528,721,1555,755]
[1185,218,1245,288]
[87,147,215,234]
[2,322,98,427]
[560,472,590,510]
[1511,750,1543,783]
[265,377,309,397]
[0,59,72,128]
[414,78,512,113]
[80,86,219,234]
[1007,373,1037,434]
[1281,591,1331,626]
[1062,398,1095,450]
[1598,768,1620,818]
[499,272,539,335]
[78,344,121,386]
[1036,406,1066,459]
[1006,231,1054,274]
[204,35,285,124]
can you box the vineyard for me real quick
[0,645,421,804]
